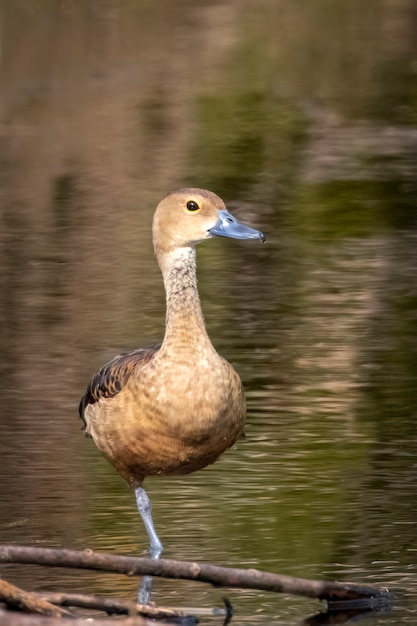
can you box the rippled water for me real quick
[2,232,417,624]
[1,1,417,624]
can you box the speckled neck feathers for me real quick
[158,246,212,352]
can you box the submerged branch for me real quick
[0,545,391,605]
[0,580,71,618]
[40,590,215,620]
[0,612,150,626]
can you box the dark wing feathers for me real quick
[79,345,160,428]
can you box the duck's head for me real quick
[153,188,264,256]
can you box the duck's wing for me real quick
[79,345,160,429]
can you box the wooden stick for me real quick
[0,545,391,604]
[39,591,201,620]
[0,580,71,618]
[0,611,150,626]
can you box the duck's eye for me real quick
[186,200,200,212]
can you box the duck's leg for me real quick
[138,575,154,606]
[135,486,162,605]
[135,486,163,558]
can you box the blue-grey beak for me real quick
[208,209,265,242]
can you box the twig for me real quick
[0,545,391,604]
[0,611,150,626]
[39,591,196,620]
[0,580,71,618]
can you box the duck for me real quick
[79,188,264,556]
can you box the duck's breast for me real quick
[83,349,245,485]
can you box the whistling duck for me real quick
[79,188,264,556]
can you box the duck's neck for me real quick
[158,247,212,351]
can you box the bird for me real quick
[79,188,264,556]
